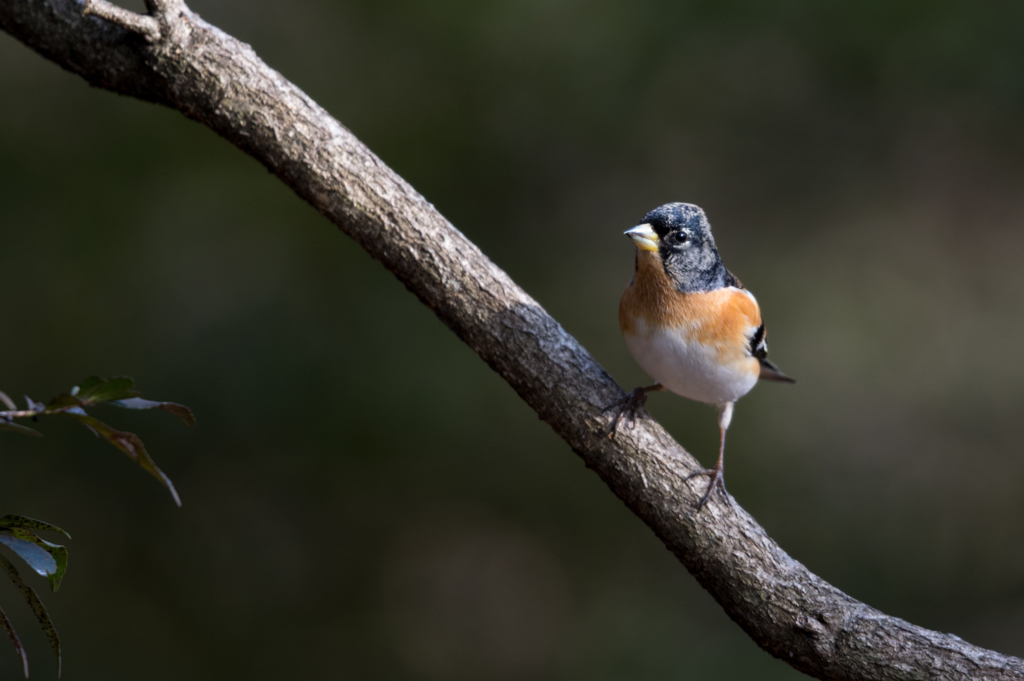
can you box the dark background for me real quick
[4,1,1024,679]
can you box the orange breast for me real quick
[619,251,761,361]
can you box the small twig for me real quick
[82,0,160,40]
[143,0,185,16]
[1,408,71,421]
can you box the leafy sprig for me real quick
[0,376,195,505]
[0,516,67,677]
[0,377,194,677]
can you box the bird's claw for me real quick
[601,388,648,438]
[685,465,729,511]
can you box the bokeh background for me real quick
[4,1,1024,678]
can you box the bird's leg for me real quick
[685,402,734,511]
[602,383,666,437]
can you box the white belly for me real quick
[624,323,758,405]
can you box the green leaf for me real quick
[0,553,60,677]
[0,529,68,592]
[0,520,71,589]
[66,411,181,507]
[0,516,71,540]
[0,534,54,575]
[78,376,140,405]
[0,605,28,678]
[74,377,103,395]
[110,398,197,427]
[0,422,42,437]
[46,393,82,410]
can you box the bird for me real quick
[605,202,794,510]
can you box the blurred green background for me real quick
[4,1,1024,678]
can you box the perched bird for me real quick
[605,202,794,510]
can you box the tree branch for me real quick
[1,2,1019,679]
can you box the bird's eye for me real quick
[673,231,689,244]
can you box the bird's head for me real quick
[624,203,726,291]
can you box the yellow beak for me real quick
[624,224,659,252]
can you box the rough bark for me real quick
[1,2,1020,679]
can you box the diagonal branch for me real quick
[0,2,1020,679]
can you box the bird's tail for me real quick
[758,358,796,383]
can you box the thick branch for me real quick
[1,2,1019,679]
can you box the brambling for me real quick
[605,203,794,510]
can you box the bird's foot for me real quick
[684,464,729,511]
[601,387,649,438]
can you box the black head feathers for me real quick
[635,203,736,293]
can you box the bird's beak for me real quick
[624,224,659,252]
